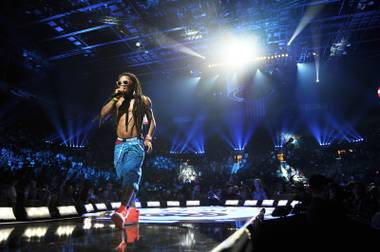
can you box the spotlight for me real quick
[135,41,141,47]
[316,79,320,83]
[288,5,323,46]
[219,37,258,67]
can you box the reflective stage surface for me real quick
[87,206,275,223]
[0,207,273,251]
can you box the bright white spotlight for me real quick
[316,79,320,83]
[135,41,141,47]
[220,37,258,67]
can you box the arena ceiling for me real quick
[1,0,380,76]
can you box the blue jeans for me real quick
[114,137,145,191]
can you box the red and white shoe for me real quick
[125,224,140,243]
[124,207,140,226]
[111,207,129,230]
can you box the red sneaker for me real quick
[125,225,140,243]
[124,207,139,226]
[111,208,129,230]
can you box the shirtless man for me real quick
[100,72,156,229]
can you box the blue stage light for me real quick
[287,5,323,46]
[170,115,205,155]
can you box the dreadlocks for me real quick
[117,72,145,134]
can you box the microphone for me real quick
[112,91,123,98]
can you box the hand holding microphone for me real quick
[113,87,124,97]
[112,87,125,102]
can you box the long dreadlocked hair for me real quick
[118,72,145,134]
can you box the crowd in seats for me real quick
[0,128,118,209]
[1,126,379,229]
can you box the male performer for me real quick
[100,72,156,229]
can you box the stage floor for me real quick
[0,206,274,251]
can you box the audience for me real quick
[0,126,379,228]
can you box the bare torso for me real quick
[115,97,140,138]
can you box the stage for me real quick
[0,206,276,251]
